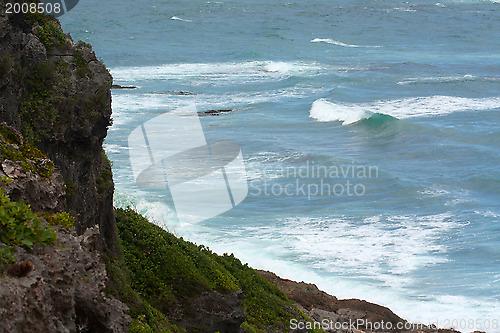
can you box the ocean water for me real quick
[60,0,500,330]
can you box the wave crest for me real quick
[311,38,381,48]
[311,38,360,48]
[310,99,373,125]
[310,96,500,124]
[171,16,192,22]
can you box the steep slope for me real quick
[109,208,320,333]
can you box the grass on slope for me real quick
[107,207,321,333]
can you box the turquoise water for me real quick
[61,0,500,329]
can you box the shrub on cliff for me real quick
[111,208,320,333]
[0,124,54,178]
[0,184,56,267]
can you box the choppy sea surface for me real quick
[61,0,500,330]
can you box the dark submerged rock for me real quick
[111,84,137,89]
[199,109,233,116]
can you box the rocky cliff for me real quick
[0,2,129,332]
[0,0,116,251]
[0,225,130,332]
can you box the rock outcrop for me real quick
[0,226,130,332]
[258,270,461,333]
[0,3,475,333]
[0,3,130,332]
[169,290,246,332]
[0,122,67,214]
[0,0,116,252]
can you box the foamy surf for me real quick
[110,61,325,82]
[118,194,500,331]
[171,16,192,22]
[310,99,374,125]
[113,191,179,231]
[189,215,500,331]
[397,74,479,85]
[311,38,381,48]
[310,96,500,124]
[263,62,294,73]
[111,85,327,117]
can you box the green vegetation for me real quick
[0,125,54,178]
[0,125,21,145]
[0,183,57,268]
[216,254,308,331]
[33,21,67,50]
[109,208,320,332]
[116,208,239,311]
[76,40,93,49]
[19,60,73,142]
[64,179,76,198]
[27,8,68,51]
[73,50,92,79]
[37,212,75,230]
[97,150,113,194]
[84,85,108,117]
[25,1,49,26]
[19,9,110,143]
[104,231,184,332]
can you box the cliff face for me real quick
[0,0,116,251]
[0,226,130,332]
[0,2,131,331]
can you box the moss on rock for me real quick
[0,123,54,178]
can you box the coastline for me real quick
[257,270,461,333]
[0,2,496,332]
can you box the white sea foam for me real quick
[103,143,127,154]
[179,212,500,329]
[310,99,373,125]
[111,85,326,117]
[391,7,417,12]
[311,38,360,48]
[398,74,478,85]
[475,210,500,218]
[194,213,457,290]
[419,188,451,197]
[309,96,500,124]
[114,191,177,231]
[311,38,381,48]
[171,16,192,22]
[111,190,500,329]
[263,62,294,73]
[110,61,325,83]
[276,214,455,283]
